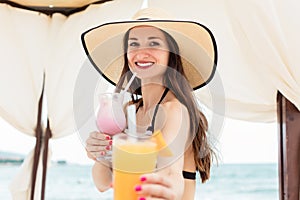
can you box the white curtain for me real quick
[224,0,300,117]
[0,4,46,136]
[0,4,46,198]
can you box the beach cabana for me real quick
[0,0,299,199]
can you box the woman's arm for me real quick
[91,161,112,192]
[86,131,113,192]
[181,146,197,200]
[135,163,183,200]
[136,101,190,200]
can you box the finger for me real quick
[87,149,107,158]
[86,150,96,161]
[139,173,172,188]
[143,197,164,200]
[90,131,111,140]
[136,184,175,200]
[85,149,107,160]
[86,137,111,146]
[93,151,107,158]
[137,197,164,200]
[86,145,109,152]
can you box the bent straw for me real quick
[120,72,137,96]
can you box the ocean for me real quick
[1,163,279,200]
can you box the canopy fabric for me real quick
[8,149,52,200]
[0,4,45,136]
[0,0,299,199]
[223,0,300,119]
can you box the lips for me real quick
[135,61,154,69]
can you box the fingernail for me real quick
[140,176,147,182]
[139,197,146,200]
[106,146,111,150]
[135,185,142,191]
[105,136,111,140]
[109,140,113,145]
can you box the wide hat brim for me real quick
[81,19,218,90]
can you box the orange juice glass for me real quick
[112,133,157,200]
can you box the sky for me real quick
[0,115,278,165]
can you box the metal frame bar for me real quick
[277,92,300,200]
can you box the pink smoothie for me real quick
[96,93,126,135]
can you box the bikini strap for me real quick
[146,88,169,133]
[135,99,143,113]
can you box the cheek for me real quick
[158,51,169,66]
[127,53,134,66]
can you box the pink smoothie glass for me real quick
[96,93,127,160]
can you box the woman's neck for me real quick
[141,83,166,112]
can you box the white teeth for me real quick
[136,62,153,67]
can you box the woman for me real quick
[83,8,218,200]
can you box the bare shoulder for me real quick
[159,100,190,135]
[159,99,190,162]
[162,99,189,119]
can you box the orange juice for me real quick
[112,134,157,200]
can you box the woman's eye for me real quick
[128,42,139,47]
[149,41,160,46]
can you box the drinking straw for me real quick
[127,104,137,137]
[120,72,137,96]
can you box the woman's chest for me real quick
[135,106,167,133]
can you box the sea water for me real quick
[1,163,278,200]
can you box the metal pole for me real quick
[277,92,300,200]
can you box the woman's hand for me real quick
[135,173,177,200]
[85,131,112,161]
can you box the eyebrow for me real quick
[148,37,162,40]
[128,37,163,40]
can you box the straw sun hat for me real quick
[81,8,218,90]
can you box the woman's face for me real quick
[127,26,170,82]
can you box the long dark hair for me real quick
[116,26,213,183]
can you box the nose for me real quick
[136,51,150,60]
[131,47,151,59]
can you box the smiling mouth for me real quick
[135,62,154,68]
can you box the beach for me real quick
[1,163,278,200]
